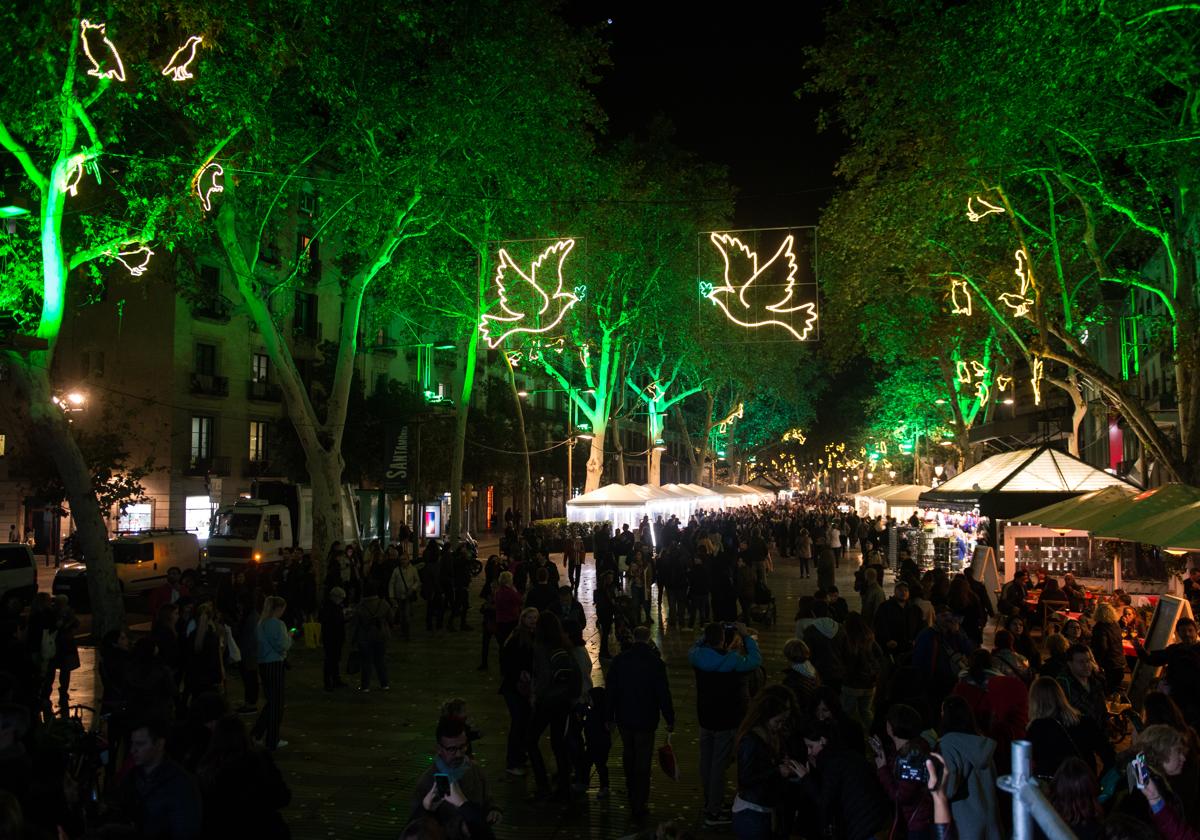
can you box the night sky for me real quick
[567,1,843,227]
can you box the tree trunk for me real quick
[11,359,124,640]
[448,327,480,546]
[584,428,607,493]
[648,446,662,487]
[613,421,627,485]
[503,353,532,520]
[307,451,346,588]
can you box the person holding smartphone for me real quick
[874,704,935,840]
[731,687,800,840]
[410,716,501,840]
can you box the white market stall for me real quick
[854,484,896,518]
[566,483,654,531]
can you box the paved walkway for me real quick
[42,546,874,838]
[270,552,870,840]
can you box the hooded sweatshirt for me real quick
[937,731,1001,840]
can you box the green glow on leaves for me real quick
[480,239,578,348]
[162,36,203,81]
[80,20,126,82]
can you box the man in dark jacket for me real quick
[1136,617,1200,720]
[873,582,923,659]
[117,717,202,839]
[689,621,761,826]
[319,587,347,691]
[606,626,675,820]
[799,719,888,840]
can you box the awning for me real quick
[1013,485,1140,531]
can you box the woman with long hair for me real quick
[1048,757,1103,840]
[839,613,885,731]
[947,575,984,646]
[1025,677,1113,777]
[251,595,292,751]
[499,607,538,776]
[199,714,291,838]
[732,685,802,839]
[527,611,577,800]
[782,638,821,709]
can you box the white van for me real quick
[53,530,200,606]
[0,543,37,612]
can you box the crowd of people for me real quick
[0,496,1198,838]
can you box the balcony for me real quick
[243,457,276,477]
[186,455,231,477]
[190,373,229,397]
[247,379,282,402]
[191,295,232,323]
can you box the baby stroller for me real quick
[750,580,777,626]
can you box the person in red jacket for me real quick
[952,649,1027,773]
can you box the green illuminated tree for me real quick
[0,4,196,636]
[536,134,733,493]
[811,0,1200,481]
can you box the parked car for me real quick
[0,543,38,613]
[53,530,200,609]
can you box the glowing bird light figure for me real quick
[995,374,1013,392]
[716,403,744,435]
[706,233,818,341]
[162,35,203,81]
[59,158,86,196]
[480,239,579,348]
[80,20,126,81]
[970,361,991,405]
[999,249,1035,319]
[966,196,1005,222]
[109,244,154,276]
[194,162,224,211]
[956,360,972,384]
[1031,357,1045,405]
[950,279,973,316]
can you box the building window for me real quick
[191,416,214,465]
[294,292,318,338]
[199,265,220,297]
[80,350,105,378]
[249,420,268,462]
[118,502,152,532]
[252,353,270,383]
[185,495,212,540]
[195,343,217,376]
[297,233,318,262]
[0,433,6,456]
[299,190,318,217]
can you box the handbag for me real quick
[657,732,679,781]
[303,620,322,649]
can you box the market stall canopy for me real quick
[1089,484,1200,543]
[1101,499,1200,551]
[1016,485,1140,531]
[567,483,651,506]
[874,484,932,505]
[856,485,897,499]
[566,483,654,530]
[918,445,1137,519]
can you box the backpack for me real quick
[541,648,582,706]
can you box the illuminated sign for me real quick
[162,35,203,81]
[480,239,578,348]
[80,19,126,82]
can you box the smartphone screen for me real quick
[434,773,451,797]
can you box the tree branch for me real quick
[0,117,47,191]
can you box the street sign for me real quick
[384,425,411,493]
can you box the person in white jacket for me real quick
[389,554,422,641]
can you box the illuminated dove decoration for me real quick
[162,35,203,81]
[966,196,1004,222]
[707,233,817,341]
[194,163,224,211]
[80,20,126,82]
[60,159,85,196]
[110,245,154,276]
[480,239,578,348]
[950,279,972,316]
[998,249,1034,318]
